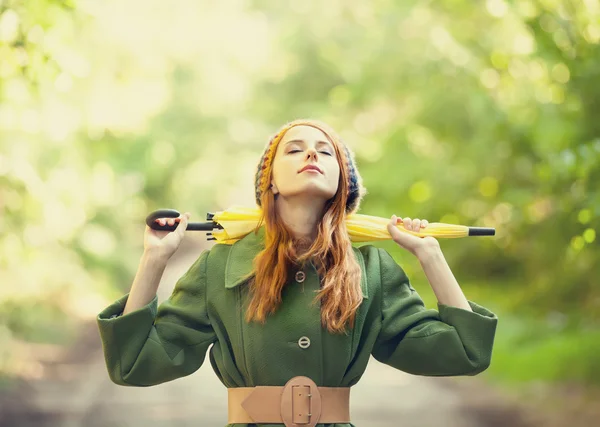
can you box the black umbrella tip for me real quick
[468,227,495,236]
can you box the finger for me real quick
[391,215,403,229]
[412,219,421,232]
[168,218,175,226]
[175,213,190,237]
[421,219,428,227]
[403,217,412,229]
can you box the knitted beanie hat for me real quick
[254,119,366,215]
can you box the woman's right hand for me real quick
[143,212,191,261]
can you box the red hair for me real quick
[244,120,363,334]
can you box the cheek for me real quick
[272,161,296,187]
[327,164,341,187]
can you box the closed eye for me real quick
[288,150,332,156]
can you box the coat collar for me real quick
[224,226,369,299]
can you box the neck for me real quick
[274,197,325,242]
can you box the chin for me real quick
[281,186,336,202]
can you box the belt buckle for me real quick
[280,376,322,427]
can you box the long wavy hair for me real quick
[244,121,364,334]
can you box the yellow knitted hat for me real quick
[254,119,365,214]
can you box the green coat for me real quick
[97,226,498,427]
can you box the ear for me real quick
[270,181,279,195]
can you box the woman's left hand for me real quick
[387,215,440,257]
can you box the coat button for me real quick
[295,271,306,283]
[298,336,311,349]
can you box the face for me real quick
[270,125,341,206]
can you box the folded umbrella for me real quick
[146,206,495,245]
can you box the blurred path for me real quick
[2,332,527,427]
[0,236,532,427]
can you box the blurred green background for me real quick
[1,0,598,405]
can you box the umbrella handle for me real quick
[146,209,223,232]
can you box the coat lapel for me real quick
[224,226,266,289]
[223,226,368,299]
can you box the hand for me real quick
[143,212,191,261]
[387,215,440,257]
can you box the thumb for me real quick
[175,212,190,238]
[388,215,410,243]
[387,215,402,239]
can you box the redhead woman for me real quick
[97,119,498,427]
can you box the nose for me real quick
[306,148,318,161]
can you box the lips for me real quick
[299,165,323,174]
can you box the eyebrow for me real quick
[284,139,333,148]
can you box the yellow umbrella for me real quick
[147,206,495,245]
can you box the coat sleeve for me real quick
[96,250,216,386]
[371,248,498,376]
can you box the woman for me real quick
[97,119,498,427]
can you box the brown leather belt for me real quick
[227,376,351,427]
